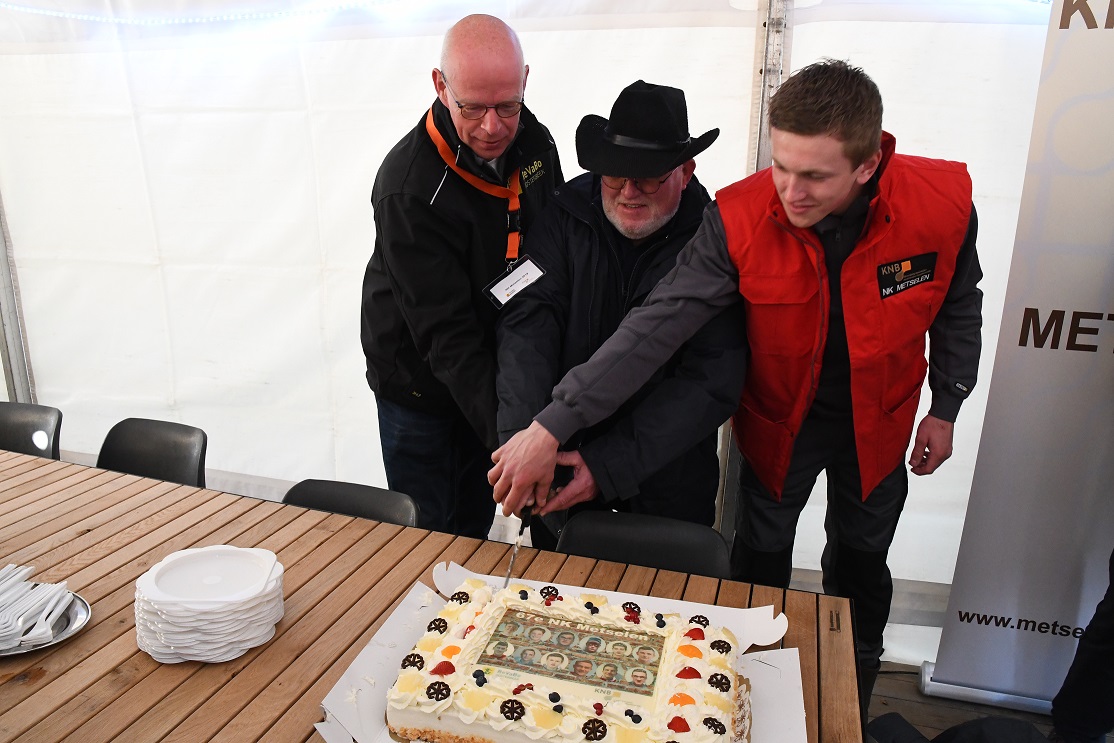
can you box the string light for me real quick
[0,1,399,26]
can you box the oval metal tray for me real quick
[0,591,91,656]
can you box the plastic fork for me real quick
[19,583,70,646]
[0,565,34,604]
[0,581,34,616]
[0,583,62,649]
[0,582,48,628]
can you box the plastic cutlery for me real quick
[0,583,61,648]
[0,566,34,603]
[0,582,34,615]
[19,584,71,646]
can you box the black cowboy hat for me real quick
[576,80,720,179]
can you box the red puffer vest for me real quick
[716,133,971,500]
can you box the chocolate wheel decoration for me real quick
[708,673,732,692]
[539,585,559,599]
[710,639,732,654]
[425,681,451,701]
[582,718,608,741]
[689,614,710,627]
[621,601,641,613]
[426,617,448,634]
[400,653,424,670]
[703,717,727,735]
[449,591,470,604]
[500,699,526,721]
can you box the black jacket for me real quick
[361,100,563,450]
[495,173,747,524]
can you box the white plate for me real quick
[137,596,281,626]
[137,546,278,604]
[137,608,284,645]
[134,584,283,621]
[139,624,275,663]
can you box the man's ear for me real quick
[680,159,696,187]
[857,149,883,184]
[432,68,448,104]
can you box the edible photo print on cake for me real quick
[476,607,665,704]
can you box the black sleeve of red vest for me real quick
[927,205,982,422]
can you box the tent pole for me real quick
[0,185,34,403]
[719,0,792,552]
[751,0,791,174]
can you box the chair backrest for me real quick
[555,510,732,579]
[0,401,63,459]
[283,478,420,528]
[96,417,207,487]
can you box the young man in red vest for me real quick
[489,59,983,710]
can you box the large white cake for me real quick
[386,578,751,742]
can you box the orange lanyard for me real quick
[425,108,522,263]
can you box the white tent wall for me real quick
[0,2,1049,586]
[0,1,759,491]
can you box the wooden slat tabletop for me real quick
[0,451,862,742]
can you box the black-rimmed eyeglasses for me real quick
[600,170,676,195]
[440,72,523,120]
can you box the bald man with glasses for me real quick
[361,14,563,537]
[495,81,746,548]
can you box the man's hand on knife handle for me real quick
[489,421,560,517]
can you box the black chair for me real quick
[0,401,63,459]
[555,510,732,579]
[283,478,420,528]
[96,417,207,488]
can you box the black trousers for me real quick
[730,413,908,668]
[1051,546,1114,743]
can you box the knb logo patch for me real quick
[877,253,937,299]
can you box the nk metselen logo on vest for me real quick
[877,252,938,299]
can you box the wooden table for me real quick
[0,451,862,742]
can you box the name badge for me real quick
[485,256,545,308]
[877,252,937,299]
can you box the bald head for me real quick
[440,14,524,78]
[433,14,528,160]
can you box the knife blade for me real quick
[502,505,532,589]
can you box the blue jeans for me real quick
[375,396,495,539]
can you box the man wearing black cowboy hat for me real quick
[495,80,746,547]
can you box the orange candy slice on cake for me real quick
[677,644,703,659]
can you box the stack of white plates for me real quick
[134,545,284,663]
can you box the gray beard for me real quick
[604,199,682,243]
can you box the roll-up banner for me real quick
[922,0,1114,712]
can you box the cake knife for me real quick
[502,505,531,589]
